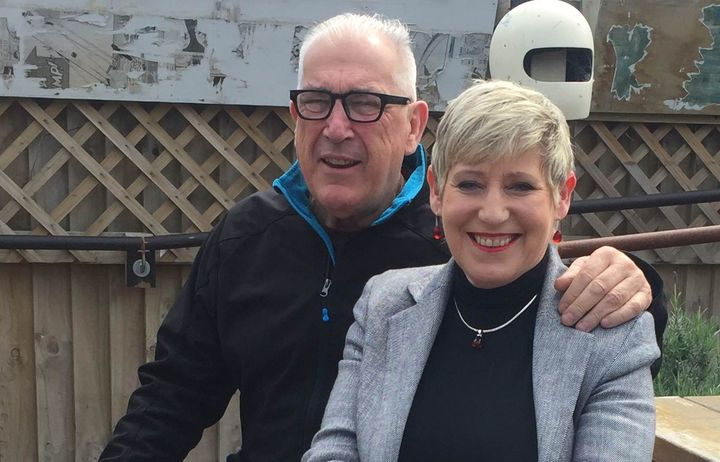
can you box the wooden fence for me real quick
[0,263,244,461]
[2,97,720,461]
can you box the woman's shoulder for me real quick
[585,312,660,381]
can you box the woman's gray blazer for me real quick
[302,247,660,462]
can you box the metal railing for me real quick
[1,188,720,284]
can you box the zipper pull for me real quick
[320,278,332,297]
[320,278,332,322]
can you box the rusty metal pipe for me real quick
[558,225,720,258]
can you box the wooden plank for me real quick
[683,265,713,312]
[71,265,111,461]
[654,396,720,462]
[73,102,211,231]
[19,100,184,240]
[0,264,38,462]
[686,396,720,414]
[33,264,74,462]
[124,103,236,211]
[144,265,182,362]
[108,266,145,423]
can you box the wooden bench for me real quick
[654,396,720,461]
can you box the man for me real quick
[100,13,665,462]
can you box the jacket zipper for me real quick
[319,259,333,322]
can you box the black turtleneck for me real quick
[398,251,549,462]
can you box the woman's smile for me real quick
[468,233,518,252]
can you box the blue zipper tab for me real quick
[321,307,330,322]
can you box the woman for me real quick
[302,80,659,461]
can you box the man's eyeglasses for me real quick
[290,89,411,123]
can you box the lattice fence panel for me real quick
[1,98,719,264]
[0,99,296,263]
[568,121,720,263]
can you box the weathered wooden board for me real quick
[0,1,496,110]
[0,264,37,462]
[32,264,74,461]
[588,0,720,115]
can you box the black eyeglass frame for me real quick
[290,89,412,123]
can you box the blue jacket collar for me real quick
[272,145,428,264]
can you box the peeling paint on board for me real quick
[607,24,652,101]
[0,2,496,107]
[665,4,720,111]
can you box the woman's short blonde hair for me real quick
[431,80,574,201]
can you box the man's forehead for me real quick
[300,34,399,92]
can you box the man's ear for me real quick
[427,165,443,216]
[405,100,430,154]
[290,100,299,122]
[555,171,577,220]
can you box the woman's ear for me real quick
[427,165,443,216]
[555,171,577,220]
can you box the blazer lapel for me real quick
[378,262,453,462]
[533,249,595,462]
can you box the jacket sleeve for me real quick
[99,222,236,461]
[626,252,668,377]
[572,313,660,461]
[301,278,376,462]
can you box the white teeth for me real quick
[474,236,512,247]
[324,158,356,166]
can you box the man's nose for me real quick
[323,99,354,141]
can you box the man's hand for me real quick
[555,246,652,332]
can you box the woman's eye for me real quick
[456,181,482,191]
[510,182,536,192]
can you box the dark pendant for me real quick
[472,332,483,349]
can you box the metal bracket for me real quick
[125,237,156,288]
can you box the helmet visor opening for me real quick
[523,47,593,83]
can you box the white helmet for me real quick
[489,0,594,120]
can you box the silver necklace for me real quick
[453,294,538,349]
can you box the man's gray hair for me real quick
[431,79,574,202]
[297,13,418,100]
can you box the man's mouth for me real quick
[322,158,360,169]
[469,234,518,251]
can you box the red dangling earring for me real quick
[433,215,444,240]
[552,230,562,244]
